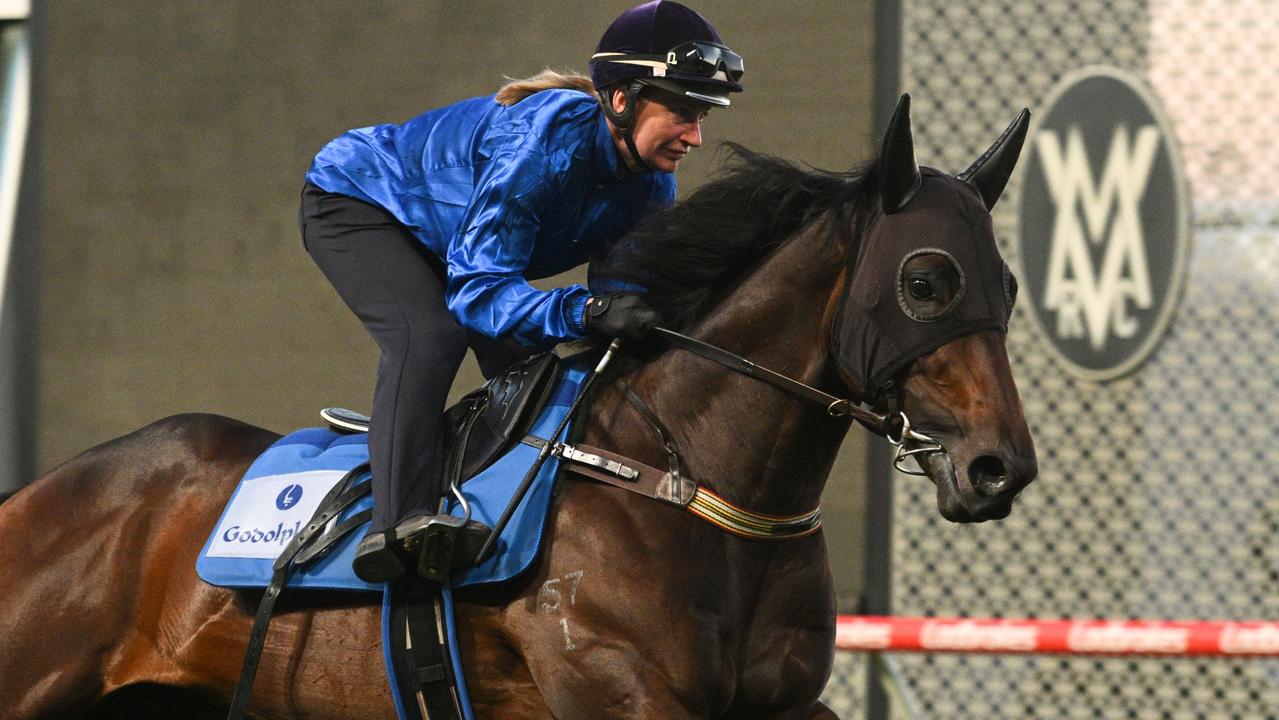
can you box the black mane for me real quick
[592,143,874,332]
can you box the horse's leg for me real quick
[459,477,843,720]
[0,414,277,718]
[451,606,557,720]
[457,480,745,720]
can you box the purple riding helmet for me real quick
[590,1,744,166]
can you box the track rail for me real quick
[837,615,1279,656]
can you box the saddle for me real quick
[322,349,564,484]
[229,346,591,720]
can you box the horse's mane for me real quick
[592,143,874,333]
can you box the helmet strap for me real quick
[599,80,653,172]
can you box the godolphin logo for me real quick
[1016,67,1190,381]
[276,484,303,510]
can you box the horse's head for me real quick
[831,95,1037,522]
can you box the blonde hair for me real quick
[496,69,596,106]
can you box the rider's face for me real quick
[612,88,710,173]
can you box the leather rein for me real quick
[557,328,944,541]
[649,327,941,471]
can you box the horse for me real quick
[0,95,1037,719]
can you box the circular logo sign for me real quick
[275,484,303,510]
[1016,67,1191,381]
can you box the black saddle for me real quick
[322,350,561,483]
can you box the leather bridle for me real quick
[651,327,943,475]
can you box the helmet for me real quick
[590,1,744,108]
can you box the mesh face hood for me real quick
[832,169,1014,396]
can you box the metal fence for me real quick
[822,0,1279,717]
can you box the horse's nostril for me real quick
[969,455,1010,497]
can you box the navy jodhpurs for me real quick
[299,182,468,533]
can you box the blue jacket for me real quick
[305,89,675,348]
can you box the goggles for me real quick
[665,41,744,83]
[592,40,744,84]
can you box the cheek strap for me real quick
[598,81,653,172]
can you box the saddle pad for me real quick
[196,358,589,592]
[196,429,378,591]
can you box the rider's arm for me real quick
[444,139,589,349]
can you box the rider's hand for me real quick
[583,294,661,340]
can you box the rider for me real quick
[300,1,745,583]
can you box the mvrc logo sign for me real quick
[1017,67,1190,381]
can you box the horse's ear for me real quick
[878,94,921,215]
[956,108,1031,211]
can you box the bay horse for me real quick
[0,95,1036,719]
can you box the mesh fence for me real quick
[822,0,1279,717]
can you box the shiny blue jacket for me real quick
[305,89,675,348]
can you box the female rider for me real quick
[300,0,745,583]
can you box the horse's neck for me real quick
[623,221,852,515]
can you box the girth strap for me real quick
[226,464,372,720]
[392,579,465,720]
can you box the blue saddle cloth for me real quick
[196,358,588,592]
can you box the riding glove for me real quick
[583,294,662,339]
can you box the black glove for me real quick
[582,294,662,340]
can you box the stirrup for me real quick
[417,516,492,582]
[395,515,492,582]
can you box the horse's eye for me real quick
[898,250,964,322]
[908,277,935,300]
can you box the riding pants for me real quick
[300,182,468,534]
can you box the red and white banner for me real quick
[836,616,1279,656]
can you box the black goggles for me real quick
[664,41,744,82]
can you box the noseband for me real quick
[651,328,943,475]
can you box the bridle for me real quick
[650,327,943,475]
[566,317,944,544]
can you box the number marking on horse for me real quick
[560,618,576,651]
[537,571,585,651]
[565,570,584,604]
[538,570,585,614]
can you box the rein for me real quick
[555,328,944,541]
[565,329,945,542]
[651,327,942,475]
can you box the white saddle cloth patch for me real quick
[204,469,350,560]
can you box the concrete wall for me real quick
[33,1,875,606]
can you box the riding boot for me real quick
[352,529,407,583]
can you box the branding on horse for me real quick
[1016,66,1190,381]
[205,469,349,559]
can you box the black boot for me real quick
[352,529,407,583]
